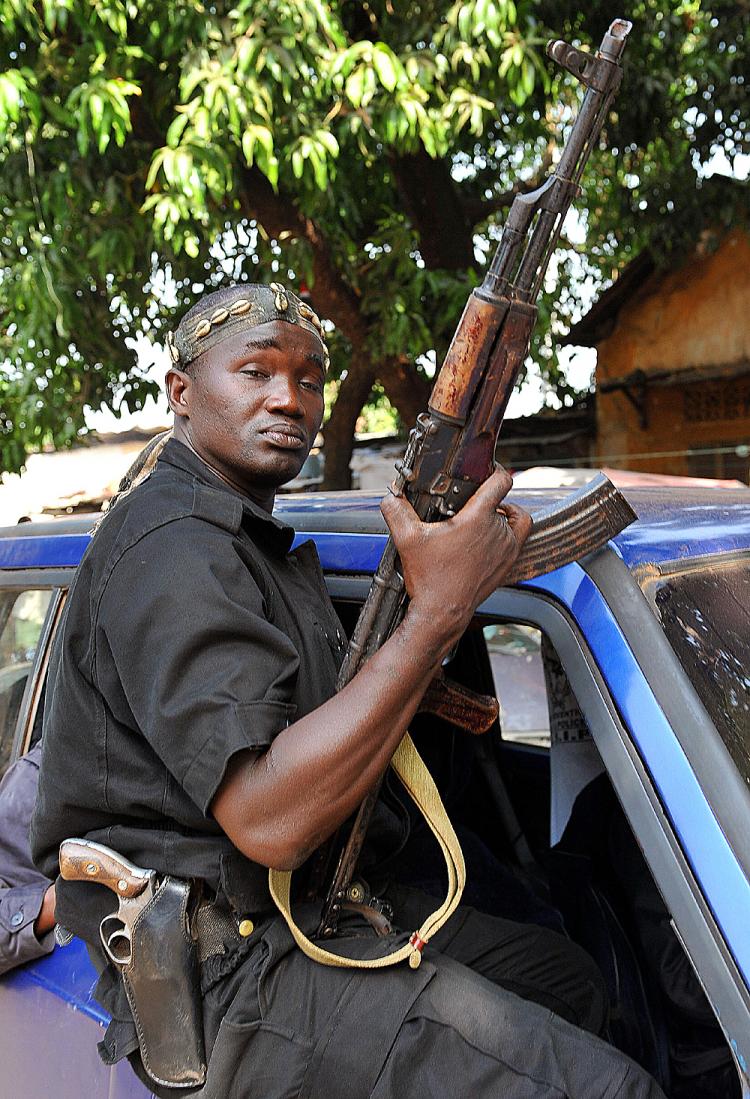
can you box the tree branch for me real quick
[377,355,431,426]
[462,142,555,228]
[238,164,369,348]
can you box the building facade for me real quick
[564,229,750,483]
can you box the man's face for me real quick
[168,319,326,501]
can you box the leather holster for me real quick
[120,876,206,1089]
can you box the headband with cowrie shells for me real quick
[166,283,329,371]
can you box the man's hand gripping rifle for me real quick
[315,19,635,942]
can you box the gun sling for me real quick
[269,730,465,971]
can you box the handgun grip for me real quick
[59,838,154,899]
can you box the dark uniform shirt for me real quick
[31,438,348,946]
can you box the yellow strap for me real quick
[268,732,465,970]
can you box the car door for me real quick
[329,561,750,1095]
[0,582,61,774]
[470,556,750,1096]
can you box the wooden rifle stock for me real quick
[316,18,634,938]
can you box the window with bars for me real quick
[683,377,750,423]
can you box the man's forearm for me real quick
[212,604,452,870]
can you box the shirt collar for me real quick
[158,437,296,553]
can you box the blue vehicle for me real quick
[1,484,749,1098]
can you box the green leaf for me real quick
[97,119,111,154]
[421,125,437,158]
[145,149,166,191]
[521,58,535,97]
[316,128,339,157]
[166,113,190,148]
[458,4,473,40]
[241,128,257,166]
[310,145,327,189]
[88,91,104,132]
[264,154,279,189]
[345,66,366,107]
[372,45,398,92]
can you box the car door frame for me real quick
[0,568,72,769]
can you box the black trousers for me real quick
[193,887,665,1099]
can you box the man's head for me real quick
[165,284,327,509]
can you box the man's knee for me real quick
[439,903,608,1034]
[492,926,606,1032]
[536,929,608,1034]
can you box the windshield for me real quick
[647,556,750,783]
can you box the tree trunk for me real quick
[378,357,432,429]
[322,357,432,489]
[321,363,376,489]
[390,150,475,270]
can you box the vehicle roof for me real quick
[1,484,749,573]
[279,486,750,570]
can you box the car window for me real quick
[0,589,54,776]
[646,556,750,787]
[483,623,550,748]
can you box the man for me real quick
[0,744,55,975]
[32,283,664,1098]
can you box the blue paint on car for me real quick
[0,534,92,570]
[293,530,387,572]
[2,937,108,1026]
[2,485,749,573]
[277,486,750,570]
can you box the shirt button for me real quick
[11,912,24,927]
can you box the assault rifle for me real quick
[317,18,635,939]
